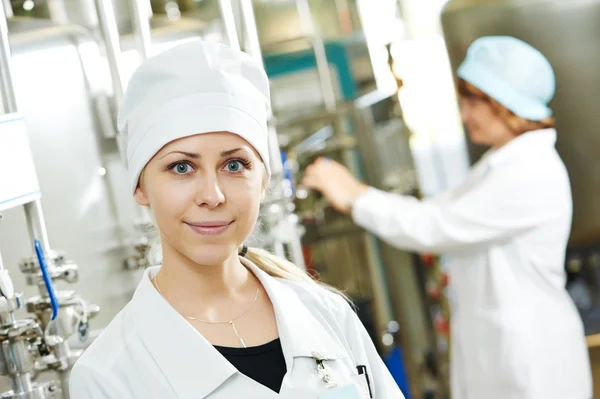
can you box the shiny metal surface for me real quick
[281,92,432,396]
[217,0,240,51]
[128,0,153,60]
[0,20,148,395]
[0,9,71,395]
[0,1,16,113]
[0,339,34,380]
[441,0,600,246]
[0,18,141,335]
[26,291,99,338]
[23,201,51,259]
[2,1,12,20]
[93,0,125,106]
[0,317,57,398]
[0,381,60,399]
[295,0,337,111]
[11,0,128,30]
[253,0,377,97]
[238,0,263,68]
[235,0,306,268]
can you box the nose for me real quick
[195,173,225,209]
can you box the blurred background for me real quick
[0,0,599,398]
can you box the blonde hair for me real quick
[245,247,351,301]
[457,79,555,135]
[244,247,314,283]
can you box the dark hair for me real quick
[457,79,555,135]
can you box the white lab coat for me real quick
[69,258,405,399]
[351,129,592,399]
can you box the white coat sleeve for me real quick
[69,362,127,399]
[338,297,406,398]
[351,167,559,253]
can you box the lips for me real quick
[185,221,233,236]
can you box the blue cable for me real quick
[34,239,59,321]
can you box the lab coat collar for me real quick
[130,266,237,399]
[130,259,346,399]
[241,258,348,362]
[483,128,557,168]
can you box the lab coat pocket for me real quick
[292,355,363,393]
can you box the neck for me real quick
[155,244,254,317]
[491,133,516,149]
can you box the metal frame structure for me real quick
[0,4,99,398]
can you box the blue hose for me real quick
[34,239,59,321]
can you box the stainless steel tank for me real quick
[441,0,600,247]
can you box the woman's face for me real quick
[459,95,516,148]
[134,132,266,266]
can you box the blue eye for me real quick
[173,163,192,175]
[226,160,243,173]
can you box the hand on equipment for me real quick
[302,158,369,215]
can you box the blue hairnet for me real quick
[457,36,555,121]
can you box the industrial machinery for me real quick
[0,3,99,397]
[18,239,100,395]
[441,0,600,334]
[241,1,450,397]
[0,245,61,399]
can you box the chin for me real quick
[185,243,238,266]
[468,131,487,146]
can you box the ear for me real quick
[260,188,266,203]
[260,169,268,203]
[134,186,150,207]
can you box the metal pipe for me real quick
[238,0,306,270]
[218,0,240,51]
[334,0,353,34]
[287,232,307,271]
[2,0,12,19]
[24,201,52,256]
[55,340,71,397]
[0,0,17,114]
[0,4,54,257]
[94,0,125,106]
[12,372,33,394]
[295,0,337,111]
[238,0,262,68]
[47,0,70,24]
[129,0,153,60]
[238,2,283,177]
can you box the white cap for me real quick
[458,36,555,121]
[118,40,272,194]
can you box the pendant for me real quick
[230,321,246,348]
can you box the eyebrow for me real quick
[158,148,246,160]
[158,151,199,160]
[221,148,244,156]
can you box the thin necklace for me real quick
[153,276,259,348]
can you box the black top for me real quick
[214,338,287,393]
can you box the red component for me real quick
[435,315,450,335]
[426,281,442,299]
[302,246,318,280]
[441,272,450,287]
[421,254,435,267]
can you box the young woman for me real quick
[303,36,592,399]
[68,40,404,399]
